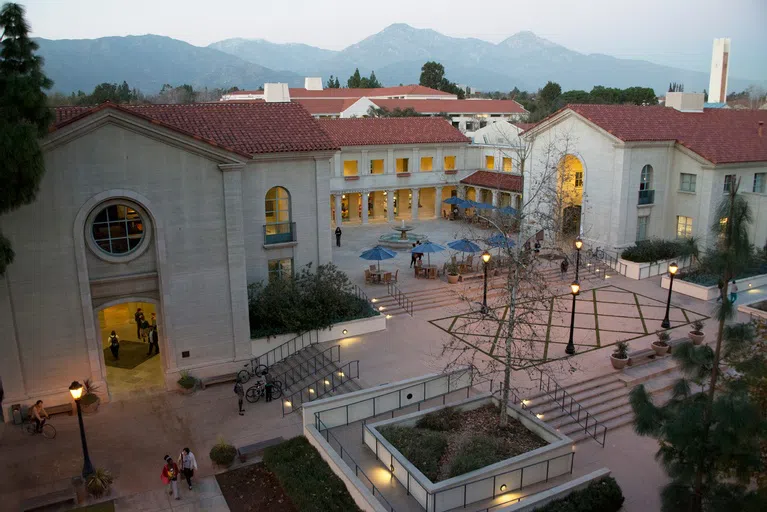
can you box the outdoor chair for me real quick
[364,269,372,283]
[466,254,474,267]
[369,264,376,272]
[383,272,392,283]
[392,269,399,282]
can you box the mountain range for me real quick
[37,23,763,96]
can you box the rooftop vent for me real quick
[264,83,291,103]
[665,92,705,113]
[304,77,323,91]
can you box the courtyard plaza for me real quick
[0,218,726,511]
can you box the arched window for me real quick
[639,165,654,205]
[264,187,293,244]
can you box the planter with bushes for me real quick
[445,262,460,284]
[85,468,114,498]
[177,371,196,394]
[610,341,629,370]
[688,319,705,345]
[210,438,237,468]
[80,379,101,414]
[652,330,670,356]
[534,476,624,512]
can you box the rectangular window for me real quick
[370,159,384,174]
[753,173,765,194]
[485,155,495,170]
[723,174,736,193]
[680,173,697,192]
[636,216,649,242]
[420,157,433,172]
[502,157,512,172]
[268,258,293,282]
[444,156,456,170]
[676,216,693,238]
[574,171,584,188]
[396,158,409,173]
[343,160,358,176]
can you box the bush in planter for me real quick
[416,407,461,431]
[613,341,629,359]
[690,319,705,335]
[85,468,114,498]
[448,434,508,478]
[620,238,697,263]
[445,261,460,276]
[81,379,100,405]
[535,477,624,512]
[177,370,196,390]
[655,330,671,347]
[209,437,237,467]
[378,426,447,482]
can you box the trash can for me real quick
[11,404,22,425]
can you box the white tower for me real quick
[708,38,731,104]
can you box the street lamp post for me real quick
[69,381,95,478]
[481,250,491,314]
[574,237,583,280]
[566,281,580,355]
[661,262,679,329]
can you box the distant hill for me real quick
[35,34,302,94]
[35,26,764,95]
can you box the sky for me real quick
[18,0,767,79]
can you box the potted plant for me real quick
[688,319,705,345]
[85,468,113,498]
[446,262,460,284]
[209,437,237,468]
[177,370,196,394]
[652,330,671,356]
[610,341,630,370]
[80,379,101,414]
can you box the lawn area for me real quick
[379,404,547,482]
[217,462,297,512]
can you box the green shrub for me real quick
[263,436,361,512]
[209,438,236,466]
[248,263,378,338]
[535,477,624,512]
[448,434,508,478]
[378,426,448,482]
[177,370,196,389]
[415,407,461,432]
[85,468,113,497]
[620,238,697,263]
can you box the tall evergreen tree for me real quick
[333,76,340,88]
[347,68,362,88]
[367,70,381,88]
[0,2,53,276]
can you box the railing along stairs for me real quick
[282,360,360,416]
[269,345,341,391]
[386,282,414,316]
[253,329,319,368]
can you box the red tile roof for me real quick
[318,117,469,146]
[293,98,360,115]
[461,171,523,192]
[512,122,537,132]
[227,84,454,99]
[52,102,338,156]
[560,104,767,164]
[370,98,528,115]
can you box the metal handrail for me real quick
[352,284,370,302]
[537,371,608,447]
[387,282,414,316]
[269,345,341,390]
[282,360,360,416]
[315,416,397,512]
[253,330,318,368]
[263,221,297,244]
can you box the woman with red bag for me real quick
[161,455,180,500]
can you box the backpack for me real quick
[109,335,119,347]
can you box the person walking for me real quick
[560,258,569,278]
[147,327,160,356]
[729,279,738,304]
[234,378,245,415]
[534,240,541,256]
[335,226,342,247]
[150,312,157,330]
[178,448,198,490]
[410,243,417,268]
[108,330,120,360]
[716,279,724,302]
[265,376,274,403]
[140,316,151,343]
[134,308,143,339]
[161,455,180,500]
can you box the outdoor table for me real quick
[415,265,438,279]
[370,269,389,283]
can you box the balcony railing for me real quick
[263,222,296,245]
[638,189,655,205]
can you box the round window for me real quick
[91,204,145,255]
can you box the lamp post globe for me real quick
[661,262,678,329]
[573,238,583,281]
[70,381,95,478]
[566,281,580,355]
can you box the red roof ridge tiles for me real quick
[318,117,469,146]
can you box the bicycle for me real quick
[25,420,56,439]
[237,359,269,385]
[245,378,283,403]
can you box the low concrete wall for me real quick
[662,272,767,301]
[738,301,767,320]
[496,468,612,512]
[610,256,692,280]
[250,314,386,359]
[304,426,388,512]
[364,395,573,512]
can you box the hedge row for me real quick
[535,477,624,512]
[620,238,697,263]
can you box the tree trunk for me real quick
[500,264,519,427]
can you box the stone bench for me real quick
[47,403,73,417]
[627,337,688,367]
[237,436,284,463]
[20,487,77,511]
[199,373,237,390]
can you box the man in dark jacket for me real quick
[335,226,342,247]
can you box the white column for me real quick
[334,194,343,226]
[387,149,395,174]
[333,152,342,177]
[361,191,369,224]
[412,148,420,172]
[435,186,443,218]
[411,188,420,220]
[492,189,500,207]
[386,190,394,222]
[436,147,444,171]
[362,150,370,175]
[474,187,482,202]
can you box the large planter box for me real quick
[363,395,573,512]
[663,272,767,301]
[738,300,767,320]
[608,255,692,280]
[250,314,386,359]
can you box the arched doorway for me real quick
[95,298,165,400]
[558,155,585,235]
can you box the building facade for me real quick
[0,102,337,417]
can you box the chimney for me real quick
[304,77,323,91]
[759,121,764,138]
[263,83,291,103]
[665,92,705,112]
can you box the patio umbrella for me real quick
[443,197,465,205]
[497,206,519,216]
[448,239,482,253]
[473,202,496,210]
[410,241,445,266]
[486,233,516,249]
[360,245,397,271]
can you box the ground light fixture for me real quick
[566,281,581,355]
[500,484,507,492]
[481,250,492,314]
[69,381,95,478]
[342,329,348,335]
[661,262,678,329]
